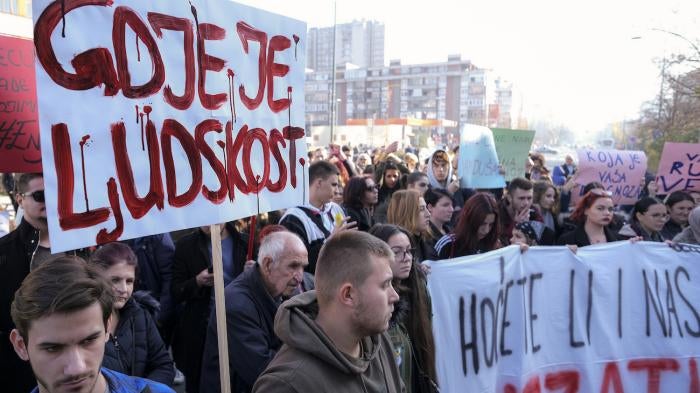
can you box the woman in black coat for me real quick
[90,243,174,386]
[343,176,378,231]
[557,189,619,247]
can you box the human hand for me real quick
[447,177,461,195]
[196,268,215,287]
[330,217,357,238]
[628,236,643,244]
[419,261,432,275]
[566,244,578,254]
[514,207,530,223]
[562,173,578,193]
[385,141,399,154]
[519,243,530,253]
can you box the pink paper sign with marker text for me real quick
[656,142,700,194]
[575,149,647,205]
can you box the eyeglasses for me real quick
[19,190,45,203]
[365,184,379,192]
[391,247,415,260]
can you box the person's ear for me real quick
[14,193,24,207]
[9,329,29,361]
[261,257,274,274]
[338,283,356,307]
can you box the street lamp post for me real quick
[329,0,337,145]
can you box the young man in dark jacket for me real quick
[253,231,404,393]
[200,231,308,392]
[9,256,174,393]
[0,173,53,392]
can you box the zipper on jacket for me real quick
[28,229,41,269]
[110,334,126,372]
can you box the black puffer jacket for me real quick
[102,294,175,386]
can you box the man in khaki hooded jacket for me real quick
[253,231,405,393]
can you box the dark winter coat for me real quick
[199,264,282,393]
[171,223,250,393]
[557,224,620,247]
[0,219,39,393]
[344,205,374,232]
[103,295,174,386]
[661,219,684,241]
[123,234,176,327]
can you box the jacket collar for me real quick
[16,218,40,255]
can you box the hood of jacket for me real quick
[274,290,382,375]
[426,149,453,189]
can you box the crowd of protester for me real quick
[1,142,700,393]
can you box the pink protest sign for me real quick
[0,34,42,172]
[656,142,700,194]
[575,149,647,205]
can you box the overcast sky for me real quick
[236,0,700,136]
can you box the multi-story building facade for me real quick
[306,20,385,72]
[305,54,521,145]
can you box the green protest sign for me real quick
[491,128,536,181]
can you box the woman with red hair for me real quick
[434,192,501,259]
[557,189,620,247]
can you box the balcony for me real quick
[1,0,31,17]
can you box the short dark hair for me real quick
[424,188,452,207]
[315,231,393,306]
[507,177,533,194]
[14,173,43,194]
[406,172,428,186]
[309,161,339,184]
[665,191,694,208]
[632,197,664,222]
[90,242,139,277]
[11,256,114,340]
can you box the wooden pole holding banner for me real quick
[210,224,231,393]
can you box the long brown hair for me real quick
[368,224,437,388]
[533,181,560,215]
[387,189,423,235]
[451,192,500,257]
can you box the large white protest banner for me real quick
[32,1,307,252]
[427,242,700,393]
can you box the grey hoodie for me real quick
[253,291,405,393]
[426,149,453,190]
